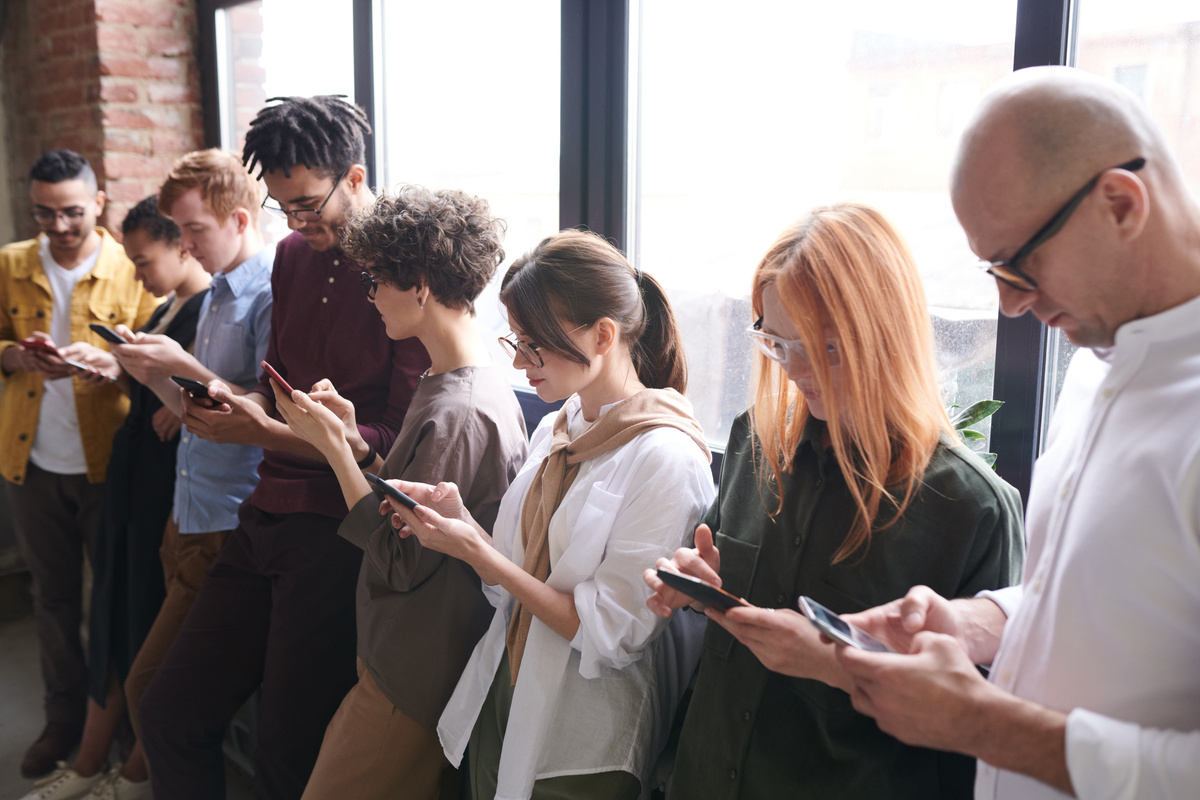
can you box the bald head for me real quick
[952,66,1171,218]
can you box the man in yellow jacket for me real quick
[0,150,158,778]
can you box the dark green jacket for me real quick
[668,412,1025,800]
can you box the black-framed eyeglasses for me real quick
[748,316,841,367]
[359,271,379,300]
[30,207,87,225]
[979,157,1146,292]
[261,167,348,223]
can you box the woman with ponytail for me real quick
[645,204,1025,799]
[388,229,714,800]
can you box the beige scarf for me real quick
[505,387,710,683]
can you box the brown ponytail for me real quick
[500,229,687,393]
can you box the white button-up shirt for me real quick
[976,294,1200,800]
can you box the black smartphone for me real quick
[656,568,749,611]
[170,375,212,400]
[260,360,296,395]
[89,323,126,345]
[798,596,895,653]
[365,472,418,511]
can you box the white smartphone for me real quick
[798,595,895,653]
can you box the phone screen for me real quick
[799,596,895,653]
[170,375,212,400]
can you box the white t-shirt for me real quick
[28,237,99,475]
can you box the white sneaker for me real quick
[78,769,151,800]
[18,763,107,800]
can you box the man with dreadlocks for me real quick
[139,96,431,800]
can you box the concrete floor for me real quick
[0,614,254,799]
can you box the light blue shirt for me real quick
[173,246,274,534]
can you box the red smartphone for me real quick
[18,337,58,353]
[260,360,296,395]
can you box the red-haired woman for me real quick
[645,203,1025,799]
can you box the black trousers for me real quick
[6,462,105,729]
[140,504,361,800]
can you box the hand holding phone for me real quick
[171,375,212,401]
[89,323,129,345]
[656,568,749,611]
[18,337,59,353]
[261,360,296,396]
[365,472,418,510]
[799,596,895,653]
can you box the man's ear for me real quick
[345,164,369,194]
[94,190,107,216]
[1100,169,1149,243]
[231,206,252,234]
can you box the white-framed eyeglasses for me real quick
[747,317,841,366]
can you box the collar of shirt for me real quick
[215,246,274,298]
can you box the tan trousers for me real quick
[302,659,457,800]
[123,512,230,740]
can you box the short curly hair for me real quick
[122,195,181,244]
[341,186,506,314]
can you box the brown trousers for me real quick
[302,659,458,800]
[123,512,229,740]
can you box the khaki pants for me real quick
[123,512,229,740]
[303,659,458,800]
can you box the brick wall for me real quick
[1,0,204,241]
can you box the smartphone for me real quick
[170,375,212,400]
[260,360,295,395]
[656,568,749,611]
[365,472,418,510]
[798,596,895,653]
[17,337,58,353]
[89,323,127,345]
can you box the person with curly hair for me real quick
[270,186,528,799]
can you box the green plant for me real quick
[949,399,1003,468]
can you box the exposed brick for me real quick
[104,130,147,154]
[35,84,88,110]
[230,6,264,34]
[104,154,176,179]
[105,179,153,204]
[44,58,95,86]
[151,131,203,154]
[94,1,175,28]
[146,31,192,57]
[147,83,197,104]
[96,25,137,54]
[102,108,157,129]
[99,80,139,104]
[46,29,96,58]
[99,55,182,80]
[235,61,266,83]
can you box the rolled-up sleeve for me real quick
[1066,707,1200,800]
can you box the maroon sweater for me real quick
[248,232,430,518]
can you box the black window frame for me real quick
[198,0,1079,501]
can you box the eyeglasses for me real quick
[748,317,841,366]
[261,168,348,223]
[359,271,379,300]
[498,324,590,369]
[30,207,87,225]
[979,157,1146,292]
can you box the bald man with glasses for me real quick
[835,67,1200,800]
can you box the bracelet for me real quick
[355,443,377,470]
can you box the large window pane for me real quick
[377,0,560,382]
[632,1,1018,446]
[1042,2,1200,435]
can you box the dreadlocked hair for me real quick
[242,95,371,179]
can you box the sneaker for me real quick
[17,763,106,800]
[79,769,152,800]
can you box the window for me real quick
[630,0,1018,445]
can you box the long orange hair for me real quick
[749,203,954,563]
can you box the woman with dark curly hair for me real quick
[270,186,528,799]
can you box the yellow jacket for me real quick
[0,228,160,484]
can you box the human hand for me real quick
[151,405,182,442]
[306,379,365,453]
[838,631,998,753]
[11,333,76,379]
[386,480,469,531]
[273,381,352,460]
[842,587,1004,664]
[110,331,188,385]
[644,523,722,617]
[179,380,270,445]
[707,605,847,688]
[59,341,119,384]
[388,495,485,566]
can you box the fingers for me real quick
[693,523,721,574]
[310,378,334,393]
[898,586,943,633]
